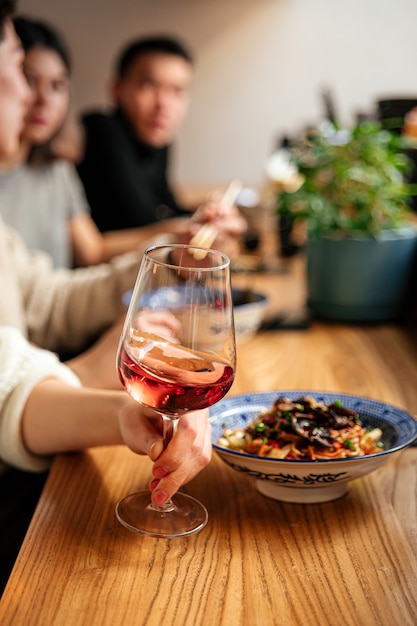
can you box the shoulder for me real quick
[80,109,128,154]
[31,161,88,212]
[80,111,139,169]
[49,159,79,177]
[81,109,118,134]
[39,160,79,187]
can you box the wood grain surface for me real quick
[1,254,417,626]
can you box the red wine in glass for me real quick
[118,339,235,414]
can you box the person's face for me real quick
[114,52,192,148]
[0,20,30,158]
[22,46,70,146]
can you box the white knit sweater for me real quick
[0,326,81,473]
[0,215,174,473]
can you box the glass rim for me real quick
[144,244,231,271]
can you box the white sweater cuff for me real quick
[0,327,81,472]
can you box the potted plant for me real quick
[266,121,417,321]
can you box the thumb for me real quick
[149,439,164,461]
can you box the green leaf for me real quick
[274,121,415,236]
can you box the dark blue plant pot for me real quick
[307,228,417,321]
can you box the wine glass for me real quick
[115,244,236,537]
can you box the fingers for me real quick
[194,200,247,235]
[118,402,212,506]
[118,401,164,456]
[217,211,247,237]
[135,310,182,341]
[149,409,212,506]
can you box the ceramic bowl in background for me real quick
[232,288,268,340]
[122,287,268,341]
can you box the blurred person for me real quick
[77,34,246,257]
[0,17,245,268]
[0,2,212,591]
[0,15,99,268]
[77,35,192,232]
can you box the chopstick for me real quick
[220,179,243,209]
[189,179,242,260]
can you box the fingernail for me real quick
[149,439,164,461]
[152,490,168,506]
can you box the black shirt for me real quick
[77,109,188,232]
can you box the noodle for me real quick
[217,396,383,460]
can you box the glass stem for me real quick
[162,414,179,448]
[150,414,179,514]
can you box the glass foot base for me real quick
[115,490,208,538]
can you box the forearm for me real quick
[100,218,189,262]
[20,381,212,508]
[21,380,125,456]
[65,316,125,390]
[23,251,140,352]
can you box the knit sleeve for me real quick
[0,327,81,472]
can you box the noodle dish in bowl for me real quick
[210,390,417,503]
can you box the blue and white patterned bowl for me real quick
[210,390,417,503]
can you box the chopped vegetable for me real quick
[217,396,384,460]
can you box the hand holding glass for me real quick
[116,244,236,537]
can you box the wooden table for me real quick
[1,255,417,626]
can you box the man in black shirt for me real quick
[78,36,195,233]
